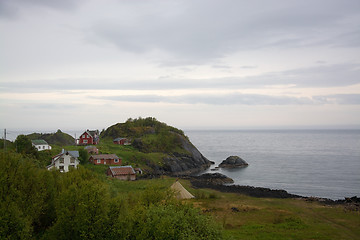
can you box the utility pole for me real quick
[3,129,6,152]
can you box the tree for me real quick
[0,152,57,238]
[14,135,38,157]
[46,179,110,239]
[78,149,89,164]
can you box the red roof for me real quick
[91,154,119,160]
[109,166,135,176]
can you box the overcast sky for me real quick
[1,0,360,132]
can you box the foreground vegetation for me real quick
[2,150,359,240]
[0,151,223,239]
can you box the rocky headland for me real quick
[101,117,213,176]
[161,133,213,176]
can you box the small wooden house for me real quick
[84,145,99,154]
[32,139,52,151]
[78,130,99,145]
[89,154,121,165]
[106,166,136,180]
[113,137,130,145]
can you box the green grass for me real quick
[77,164,360,240]
[96,138,167,169]
[187,188,360,240]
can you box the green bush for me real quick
[0,152,225,240]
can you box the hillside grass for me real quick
[85,164,360,240]
[180,184,360,240]
[96,137,167,168]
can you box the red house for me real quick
[78,130,99,145]
[89,154,121,165]
[113,137,130,145]
[106,166,136,180]
[84,146,99,154]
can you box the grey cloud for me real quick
[94,93,314,106]
[88,0,360,65]
[313,94,360,105]
[94,93,360,106]
[0,0,78,18]
[1,63,359,93]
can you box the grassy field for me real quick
[179,180,360,240]
[85,166,360,240]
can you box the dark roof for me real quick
[32,139,49,145]
[90,154,119,160]
[108,166,135,176]
[68,151,79,158]
[84,145,97,149]
[52,150,79,159]
[88,130,99,137]
[81,130,99,138]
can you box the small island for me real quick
[218,155,248,168]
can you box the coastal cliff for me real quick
[162,133,212,175]
[101,117,212,175]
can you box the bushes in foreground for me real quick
[0,152,224,240]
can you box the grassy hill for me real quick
[101,117,186,153]
[27,129,75,146]
[99,117,211,175]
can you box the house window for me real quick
[43,146,45,149]
[59,166,64,172]
[114,159,119,163]
[83,140,88,144]
[59,158,64,164]
[70,157,75,163]
[97,159,101,164]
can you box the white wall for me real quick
[53,154,79,172]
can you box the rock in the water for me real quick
[218,156,248,168]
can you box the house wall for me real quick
[114,174,136,181]
[35,144,52,151]
[85,148,98,154]
[106,168,136,180]
[90,157,121,165]
[114,139,125,145]
[54,154,79,172]
[79,132,93,145]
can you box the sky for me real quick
[1,0,360,132]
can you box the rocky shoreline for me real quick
[187,173,360,208]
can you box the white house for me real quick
[47,150,80,173]
[32,139,52,151]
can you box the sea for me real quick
[185,129,360,200]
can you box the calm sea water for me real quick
[185,129,360,200]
